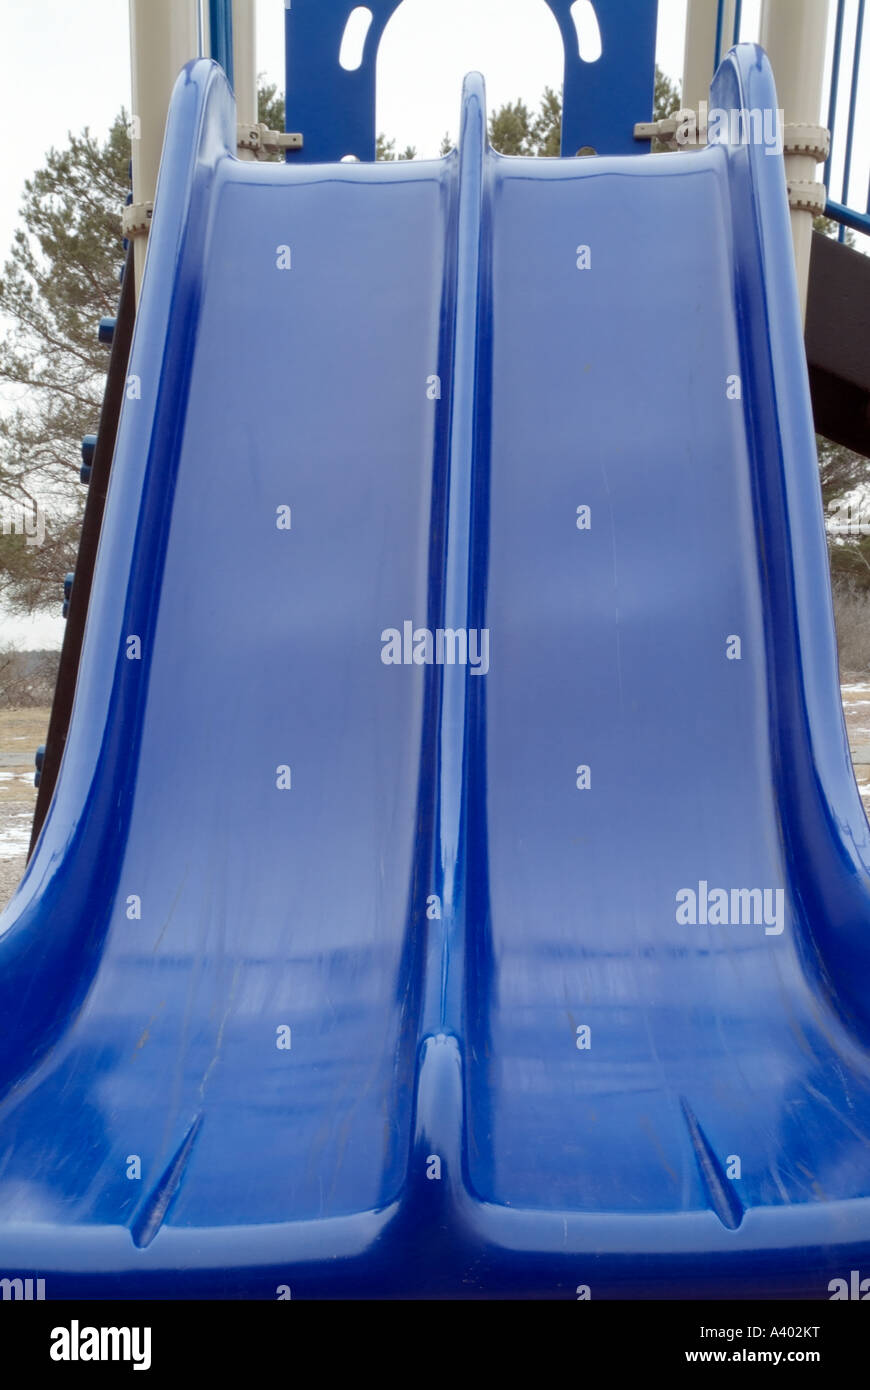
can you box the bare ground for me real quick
[2,687,870,914]
[841,677,870,810]
[0,707,46,911]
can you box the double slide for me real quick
[2,45,870,1298]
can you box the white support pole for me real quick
[128,0,199,299]
[759,0,831,323]
[682,0,737,120]
[232,0,258,159]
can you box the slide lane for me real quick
[463,49,870,1292]
[0,62,455,1252]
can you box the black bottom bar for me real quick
[1,1295,865,1374]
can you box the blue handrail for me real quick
[824,0,869,237]
[838,0,866,239]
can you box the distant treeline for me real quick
[0,649,59,707]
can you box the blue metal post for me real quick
[209,0,234,86]
[714,0,726,68]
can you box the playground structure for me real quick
[2,0,870,1298]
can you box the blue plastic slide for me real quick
[2,45,870,1299]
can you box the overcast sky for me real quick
[0,0,866,648]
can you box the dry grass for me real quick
[833,583,870,677]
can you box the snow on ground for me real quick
[0,771,36,787]
[0,810,32,860]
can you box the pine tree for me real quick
[0,114,130,613]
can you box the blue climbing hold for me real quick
[80,434,96,484]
